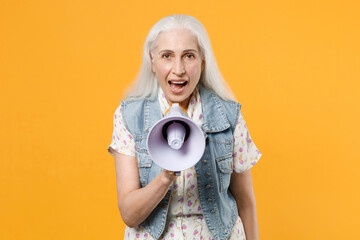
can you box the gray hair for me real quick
[126,14,235,101]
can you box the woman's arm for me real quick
[229,169,259,240]
[113,150,177,228]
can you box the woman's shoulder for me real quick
[121,97,146,105]
[200,86,241,113]
[199,84,241,106]
[120,96,157,112]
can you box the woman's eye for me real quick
[185,54,195,59]
[162,54,171,59]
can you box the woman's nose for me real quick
[172,58,185,75]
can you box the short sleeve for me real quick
[232,112,262,173]
[107,105,136,157]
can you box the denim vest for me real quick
[121,85,241,240]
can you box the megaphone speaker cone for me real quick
[147,104,206,172]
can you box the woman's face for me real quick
[151,29,204,109]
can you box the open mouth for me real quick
[168,80,188,92]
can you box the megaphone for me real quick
[147,103,206,175]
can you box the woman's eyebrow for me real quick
[183,49,198,53]
[158,49,174,54]
[158,49,198,54]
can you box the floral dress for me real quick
[108,87,262,240]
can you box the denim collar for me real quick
[198,84,231,133]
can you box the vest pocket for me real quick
[216,155,233,192]
[137,152,153,187]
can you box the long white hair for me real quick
[126,14,235,101]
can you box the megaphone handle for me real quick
[174,171,181,176]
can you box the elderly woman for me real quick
[108,15,262,240]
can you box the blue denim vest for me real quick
[121,85,241,240]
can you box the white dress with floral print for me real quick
[108,87,262,240]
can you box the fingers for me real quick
[163,170,178,183]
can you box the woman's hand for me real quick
[161,170,178,185]
[112,150,177,228]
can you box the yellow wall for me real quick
[1,0,359,239]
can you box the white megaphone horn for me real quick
[147,103,206,175]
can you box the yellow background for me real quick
[1,0,359,239]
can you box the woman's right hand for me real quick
[161,170,178,185]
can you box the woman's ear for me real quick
[149,50,155,72]
[201,59,205,71]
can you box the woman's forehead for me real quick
[155,29,199,52]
